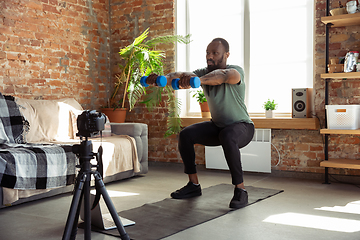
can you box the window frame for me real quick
[175,0,314,118]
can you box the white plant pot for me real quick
[265,110,274,118]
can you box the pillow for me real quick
[69,109,83,139]
[16,98,83,142]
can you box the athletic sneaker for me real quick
[229,187,248,209]
[171,181,202,199]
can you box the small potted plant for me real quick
[263,99,277,118]
[192,90,210,118]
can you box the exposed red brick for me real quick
[0,26,14,35]
[7,53,18,60]
[6,37,19,45]
[0,35,7,42]
[43,4,60,14]
[27,1,42,10]
[35,32,52,40]
[28,79,47,85]
[0,51,7,59]
[155,2,173,11]
[27,48,44,55]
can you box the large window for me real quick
[175,0,314,117]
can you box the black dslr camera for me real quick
[77,110,106,138]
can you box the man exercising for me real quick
[166,38,254,209]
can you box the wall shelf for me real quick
[252,118,319,130]
[321,72,360,79]
[320,129,360,135]
[320,158,360,169]
[321,12,360,27]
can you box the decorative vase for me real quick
[265,110,274,118]
[100,108,127,123]
[199,102,211,118]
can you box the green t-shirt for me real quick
[193,65,253,127]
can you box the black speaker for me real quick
[292,88,313,118]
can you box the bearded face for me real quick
[207,55,224,72]
[206,41,228,72]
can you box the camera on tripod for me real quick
[63,110,131,240]
[72,110,106,162]
[77,110,106,138]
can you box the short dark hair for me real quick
[211,38,229,52]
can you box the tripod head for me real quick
[72,137,96,164]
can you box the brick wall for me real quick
[109,0,180,162]
[1,0,360,176]
[0,0,110,109]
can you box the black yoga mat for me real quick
[85,184,283,240]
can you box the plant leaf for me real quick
[112,28,191,137]
[146,34,192,47]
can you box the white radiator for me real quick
[205,129,271,173]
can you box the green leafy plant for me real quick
[110,28,191,136]
[192,90,207,103]
[263,99,277,110]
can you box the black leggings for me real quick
[178,121,255,185]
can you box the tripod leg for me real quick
[69,186,84,240]
[62,173,86,240]
[93,172,130,240]
[83,173,92,240]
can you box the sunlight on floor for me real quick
[315,200,360,215]
[263,212,360,233]
[90,189,139,197]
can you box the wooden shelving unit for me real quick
[320,3,360,183]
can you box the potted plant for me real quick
[263,99,277,118]
[103,28,191,136]
[101,99,127,123]
[192,90,210,118]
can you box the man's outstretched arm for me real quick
[165,68,240,88]
[165,72,197,81]
[200,69,240,86]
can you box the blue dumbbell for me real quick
[171,76,200,90]
[140,75,167,87]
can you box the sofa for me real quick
[0,94,148,208]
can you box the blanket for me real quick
[54,135,141,178]
[0,143,77,190]
[90,135,141,176]
[0,93,28,144]
[2,135,139,205]
[0,93,78,190]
